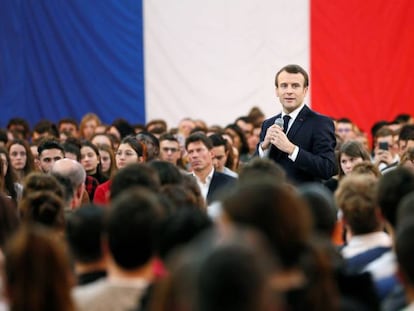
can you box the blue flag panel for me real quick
[0,0,145,128]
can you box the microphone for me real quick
[274,117,283,129]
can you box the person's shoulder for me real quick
[214,170,237,183]
[305,106,333,123]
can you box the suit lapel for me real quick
[287,106,309,140]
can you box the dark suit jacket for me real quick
[258,105,337,184]
[206,170,236,205]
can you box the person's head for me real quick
[350,161,381,178]
[7,139,36,176]
[0,147,18,201]
[149,160,183,186]
[51,158,87,209]
[145,119,168,136]
[4,225,74,311]
[136,131,160,161]
[37,138,65,173]
[79,113,101,140]
[398,124,414,156]
[66,204,105,264]
[247,126,261,154]
[7,117,30,140]
[32,120,59,142]
[58,118,79,139]
[115,136,145,169]
[335,174,381,235]
[62,140,81,161]
[178,118,196,138]
[110,163,160,201]
[235,116,254,139]
[90,133,114,149]
[377,167,414,230]
[80,140,101,175]
[97,144,116,178]
[275,64,309,114]
[108,118,135,140]
[159,133,181,165]
[19,190,65,231]
[335,118,356,142]
[185,133,214,174]
[298,183,337,237]
[208,133,230,173]
[247,106,266,128]
[106,187,164,270]
[158,208,212,260]
[337,140,371,178]
[222,179,311,268]
[21,172,64,200]
[239,157,286,184]
[0,128,9,147]
[375,127,395,153]
[400,147,414,173]
[224,123,249,155]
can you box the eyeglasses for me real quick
[161,147,179,153]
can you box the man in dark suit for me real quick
[257,64,337,184]
[186,133,236,205]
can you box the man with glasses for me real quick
[159,133,182,167]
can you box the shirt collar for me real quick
[282,103,305,122]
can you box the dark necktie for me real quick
[283,115,291,133]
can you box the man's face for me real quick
[39,149,64,173]
[186,141,213,173]
[336,122,355,141]
[212,145,227,172]
[59,122,78,138]
[276,71,308,113]
[160,140,181,165]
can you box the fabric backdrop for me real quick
[1,0,413,136]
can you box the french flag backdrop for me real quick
[1,0,414,138]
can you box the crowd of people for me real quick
[1,65,414,311]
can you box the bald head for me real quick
[51,158,86,189]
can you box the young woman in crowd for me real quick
[79,113,101,141]
[7,139,36,184]
[324,140,371,193]
[0,147,21,203]
[97,143,116,179]
[93,136,145,205]
[80,141,107,184]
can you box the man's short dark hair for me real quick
[37,139,65,157]
[208,133,227,149]
[399,124,414,141]
[110,163,160,200]
[66,205,105,263]
[108,187,164,269]
[185,133,213,150]
[58,118,79,130]
[377,167,414,228]
[275,64,309,88]
[159,133,179,144]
